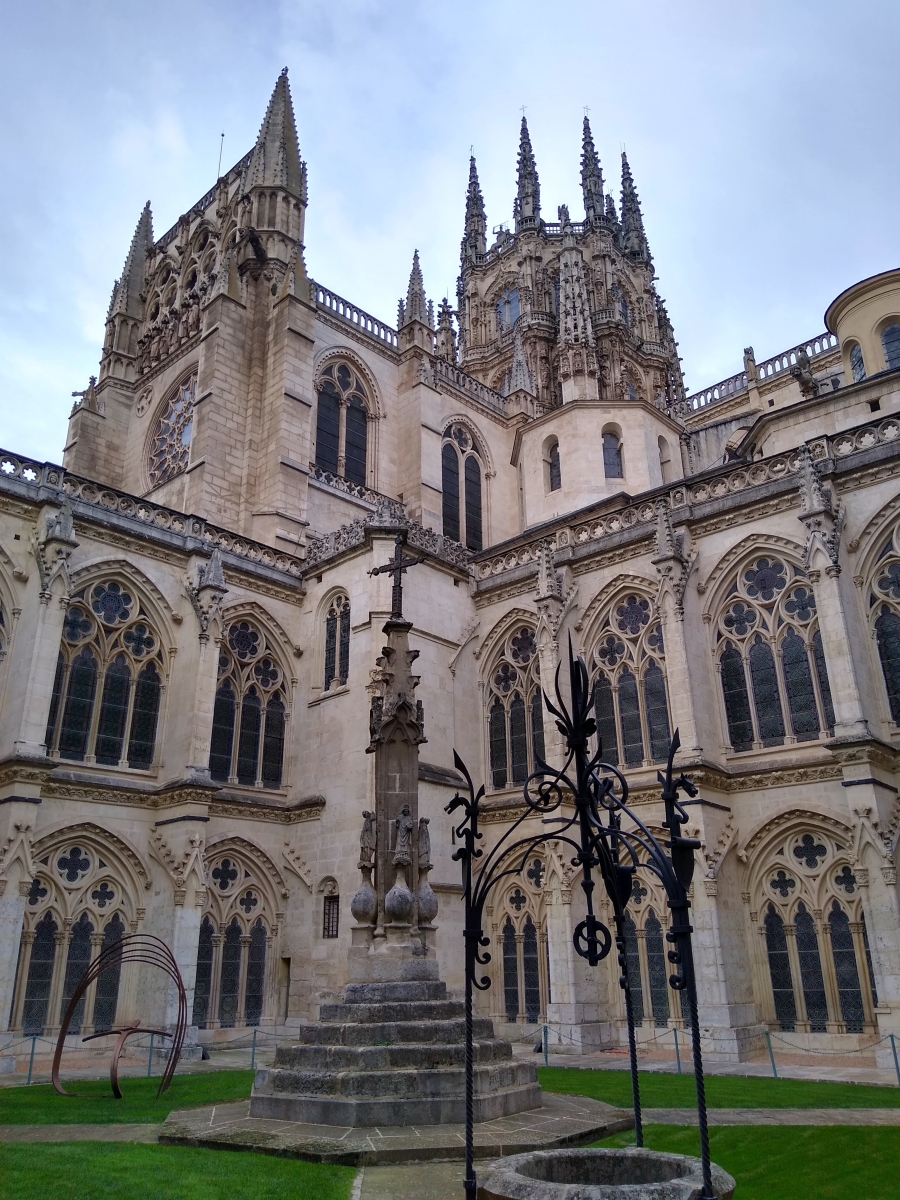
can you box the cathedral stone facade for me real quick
[3,69,900,1068]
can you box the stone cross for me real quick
[369,532,424,620]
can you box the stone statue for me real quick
[359,810,376,864]
[393,804,414,864]
[417,817,431,868]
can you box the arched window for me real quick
[502,917,519,1020]
[714,561,834,752]
[210,619,288,787]
[621,913,644,1023]
[828,901,865,1033]
[60,913,94,1033]
[324,594,351,691]
[314,362,371,487]
[92,914,125,1031]
[522,915,540,1023]
[218,918,242,1028]
[848,342,866,383]
[795,902,828,1031]
[486,627,543,789]
[149,373,197,487]
[602,430,623,478]
[644,909,670,1028]
[589,593,672,769]
[495,287,520,333]
[764,904,796,1031]
[883,324,900,371]
[193,916,215,1028]
[245,919,268,1026]
[869,535,900,724]
[442,424,484,550]
[22,913,58,1035]
[658,436,673,484]
[45,581,165,769]
[548,441,561,492]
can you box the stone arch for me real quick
[67,558,181,648]
[30,821,152,920]
[578,573,657,654]
[218,601,297,687]
[440,414,495,477]
[205,834,289,913]
[475,607,536,665]
[848,492,900,584]
[313,346,384,418]
[698,533,807,616]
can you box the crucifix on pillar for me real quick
[369,532,425,620]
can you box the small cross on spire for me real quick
[369,533,425,621]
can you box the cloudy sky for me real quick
[1,0,897,463]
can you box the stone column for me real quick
[235,935,251,1027]
[205,933,224,1030]
[45,922,72,1036]
[651,502,701,757]
[809,566,870,737]
[78,932,105,1038]
[163,893,204,1030]
[0,810,35,1034]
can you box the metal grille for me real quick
[622,913,644,1023]
[236,689,262,785]
[464,455,483,552]
[489,698,508,788]
[764,905,796,1030]
[794,903,828,1031]
[720,642,754,750]
[127,663,161,768]
[261,696,285,788]
[749,636,786,746]
[95,655,131,765]
[617,668,644,766]
[593,675,619,765]
[218,919,242,1028]
[209,682,236,782]
[244,920,267,1026]
[192,917,214,1029]
[828,902,865,1032]
[509,694,528,784]
[441,443,460,542]
[781,630,819,741]
[314,382,340,476]
[522,917,540,1023]
[644,910,670,1027]
[344,396,368,487]
[875,606,900,723]
[92,915,125,1032]
[323,895,340,938]
[811,632,835,732]
[502,918,518,1021]
[22,913,57,1034]
[643,661,671,763]
[60,913,93,1033]
[59,646,98,761]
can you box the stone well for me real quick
[476,1148,736,1200]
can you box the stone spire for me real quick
[620,151,649,262]
[247,68,306,198]
[435,298,456,362]
[460,155,487,267]
[109,202,153,319]
[508,327,535,395]
[514,117,541,232]
[556,204,598,402]
[605,192,619,227]
[581,116,604,225]
[398,250,432,328]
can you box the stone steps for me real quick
[265,1059,535,1100]
[287,1017,495,1046]
[275,1038,512,1071]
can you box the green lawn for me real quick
[539,1065,900,1109]
[0,1143,354,1200]
[593,1125,900,1200]
[0,1070,254,1124]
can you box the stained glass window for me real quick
[95,654,131,765]
[218,919,242,1028]
[644,662,671,762]
[314,379,340,476]
[245,920,267,1026]
[883,324,900,371]
[618,667,644,767]
[530,691,545,765]
[603,432,623,478]
[811,632,835,732]
[502,917,519,1021]
[849,343,866,383]
[875,606,900,722]
[548,442,561,491]
[22,913,58,1034]
[490,697,508,788]
[487,628,543,789]
[749,636,785,746]
[764,904,796,1030]
[92,914,125,1032]
[593,675,618,765]
[622,912,644,1023]
[781,629,819,741]
[59,913,93,1033]
[464,456,483,552]
[149,374,196,486]
[344,395,368,486]
[315,365,371,485]
[58,646,97,761]
[794,903,828,1031]
[236,689,262,785]
[339,602,350,686]
[262,696,285,788]
[441,443,460,542]
[193,916,214,1028]
[127,663,161,769]
[211,621,287,788]
[45,653,65,751]
[828,902,865,1032]
[523,916,540,1023]
[645,909,670,1028]
[509,693,528,784]
[861,914,879,1008]
[209,681,236,782]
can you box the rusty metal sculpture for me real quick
[51,934,187,1099]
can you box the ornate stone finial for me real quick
[199,548,227,592]
[581,115,604,224]
[435,298,457,362]
[514,116,541,232]
[654,497,678,558]
[620,151,650,262]
[33,495,77,595]
[71,376,100,415]
[398,250,431,328]
[460,155,487,269]
[186,550,229,635]
[797,442,832,518]
[246,68,305,198]
[536,539,562,601]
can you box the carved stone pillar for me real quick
[205,933,224,1030]
[235,935,251,1027]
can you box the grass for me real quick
[0,1143,355,1200]
[0,1070,254,1124]
[593,1124,900,1200]
[538,1065,900,1109]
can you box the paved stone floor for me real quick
[159,1093,632,1165]
[643,1107,900,1125]
[0,1123,161,1142]
[353,1161,466,1200]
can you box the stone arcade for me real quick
[3,69,900,1076]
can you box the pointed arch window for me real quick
[92,914,125,1032]
[245,919,268,1026]
[193,916,215,1028]
[849,343,866,383]
[589,596,671,769]
[644,909,670,1027]
[495,287,520,333]
[794,902,828,1031]
[602,431,623,478]
[46,582,165,770]
[22,913,58,1035]
[828,901,865,1032]
[324,595,351,691]
[764,904,796,1031]
[442,424,483,549]
[502,917,519,1020]
[621,912,644,1024]
[486,627,543,789]
[218,918,242,1028]
[548,442,561,492]
[715,562,834,751]
[314,363,371,487]
[522,915,540,1023]
[60,913,94,1033]
[210,620,289,787]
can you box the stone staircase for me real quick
[250,979,541,1126]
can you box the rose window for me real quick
[743,558,786,601]
[615,595,650,635]
[148,374,197,487]
[91,582,133,625]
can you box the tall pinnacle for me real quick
[514,116,541,232]
[460,155,487,267]
[620,151,649,262]
[398,250,431,328]
[247,68,305,198]
[581,116,604,225]
[109,201,153,319]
